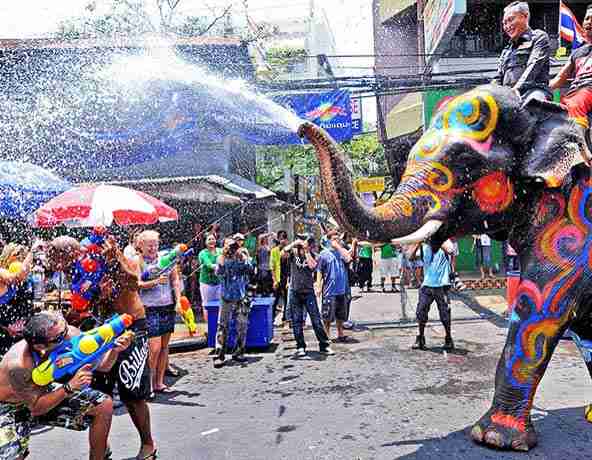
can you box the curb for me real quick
[169,337,208,354]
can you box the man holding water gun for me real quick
[0,310,132,460]
[46,235,158,460]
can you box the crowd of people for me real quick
[0,221,522,460]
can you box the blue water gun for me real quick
[70,255,107,312]
[141,245,194,281]
[31,314,133,386]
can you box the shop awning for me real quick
[109,173,275,204]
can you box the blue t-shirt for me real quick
[216,259,253,301]
[317,248,348,297]
[422,244,451,288]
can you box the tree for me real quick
[54,0,234,39]
[256,132,388,191]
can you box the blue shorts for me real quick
[476,246,492,268]
[146,304,176,337]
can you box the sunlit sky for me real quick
[0,0,372,55]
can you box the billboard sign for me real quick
[354,176,385,193]
[423,0,466,64]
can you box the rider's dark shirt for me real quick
[566,44,592,94]
[494,28,551,96]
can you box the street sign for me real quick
[423,0,466,64]
[354,177,385,193]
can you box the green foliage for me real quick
[55,0,156,39]
[256,133,387,191]
[53,0,234,39]
[265,46,306,72]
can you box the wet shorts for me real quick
[92,318,151,403]
[321,294,348,322]
[0,386,107,460]
[145,304,176,338]
[379,258,400,278]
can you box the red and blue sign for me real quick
[258,89,360,145]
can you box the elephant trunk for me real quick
[298,122,441,242]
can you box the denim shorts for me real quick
[146,304,176,337]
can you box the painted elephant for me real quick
[298,84,592,451]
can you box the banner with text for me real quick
[253,89,354,145]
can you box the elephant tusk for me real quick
[391,220,444,245]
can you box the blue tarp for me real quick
[0,162,70,219]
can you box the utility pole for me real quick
[417,0,426,75]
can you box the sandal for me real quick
[165,367,180,377]
[136,449,158,460]
[154,386,173,393]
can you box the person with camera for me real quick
[213,238,254,367]
[317,230,352,342]
[282,236,333,357]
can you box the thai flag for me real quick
[560,1,586,49]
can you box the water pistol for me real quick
[141,244,194,281]
[31,313,134,386]
[179,296,196,335]
[70,255,107,312]
[80,227,107,254]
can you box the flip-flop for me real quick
[165,367,180,377]
[154,386,173,394]
[136,449,158,460]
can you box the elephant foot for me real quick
[471,409,537,451]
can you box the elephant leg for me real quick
[471,274,577,451]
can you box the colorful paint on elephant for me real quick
[472,172,514,214]
[403,90,514,216]
[503,178,592,427]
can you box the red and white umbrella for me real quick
[33,184,178,227]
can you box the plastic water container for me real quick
[506,270,521,312]
[205,297,274,349]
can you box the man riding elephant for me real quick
[298,83,592,451]
[495,1,552,103]
[551,5,592,139]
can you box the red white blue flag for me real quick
[560,1,586,49]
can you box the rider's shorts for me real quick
[562,87,592,128]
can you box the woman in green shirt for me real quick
[199,234,222,318]
[357,241,374,292]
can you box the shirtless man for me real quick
[46,236,157,460]
[0,310,131,460]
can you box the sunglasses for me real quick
[44,323,68,346]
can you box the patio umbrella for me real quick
[32,184,178,228]
[0,161,71,219]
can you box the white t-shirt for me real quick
[480,235,491,246]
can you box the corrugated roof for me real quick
[0,36,243,51]
[109,173,275,200]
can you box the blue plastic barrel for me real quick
[205,297,274,349]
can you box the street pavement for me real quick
[30,287,592,459]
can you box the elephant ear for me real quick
[519,98,587,188]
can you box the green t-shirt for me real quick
[359,245,373,259]
[199,248,222,285]
[381,244,396,259]
[245,236,257,257]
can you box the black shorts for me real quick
[92,318,151,402]
[146,304,176,338]
[321,294,348,322]
[416,286,451,324]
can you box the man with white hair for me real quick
[494,1,551,103]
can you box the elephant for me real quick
[297,84,592,451]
